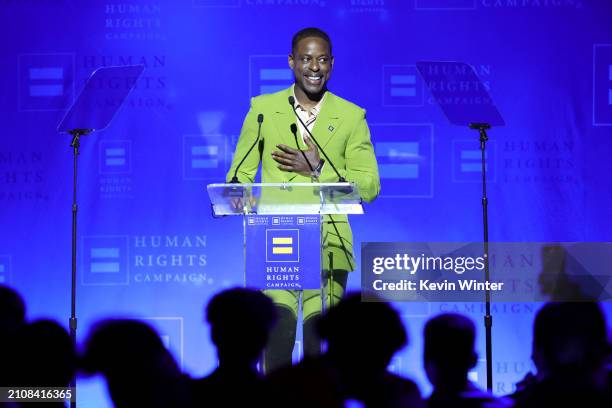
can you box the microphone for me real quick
[290,123,314,173]
[288,96,345,182]
[230,113,264,183]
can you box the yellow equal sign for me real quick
[272,237,293,254]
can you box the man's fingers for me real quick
[304,136,316,149]
[272,154,294,166]
[272,150,294,160]
[276,144,298,154]
[277,164,294,172]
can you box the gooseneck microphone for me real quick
[230,113,264,183]
[288,96,345,182]
[290,123,315,173]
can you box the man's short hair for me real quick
[533,302,609,370]
[291,27,332,55]
[424,313,476,371]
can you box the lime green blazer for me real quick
[227,87,380,272]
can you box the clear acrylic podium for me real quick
[207,182,363,306]
[207,182,363,216]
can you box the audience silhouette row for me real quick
[1,284,610,407]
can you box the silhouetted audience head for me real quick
[424,313,477,387]
[81,319,187,408]
[315,293,423,408]
[0,285,26,336]
[191,289,277,408]
[0,285,27,387]
[425,314,513,408]
[206,287,277,366]
[513,302,612,407]
[532,302,609,376]
[319,292,407,371]
[12,320,76,388]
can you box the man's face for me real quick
[289,36,334,98]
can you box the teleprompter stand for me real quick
[57,65,144,406]
[417,61,505,392]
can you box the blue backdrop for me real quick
[1,1,612,406]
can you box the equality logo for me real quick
[250,55,293,97]
[414,0,476,10]
[266,229,299,263]
[99,141,132,175]
[98,140,133,200]
[82,236,129,286]
[0,255,11,284]
[593,44,612,126]
[382,66,424,107]
[452,140,496,183]
[143,317,184,369]
[183,135,227,180]
[371,124,434,198]
[18,53,75,111]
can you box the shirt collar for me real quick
[291,85,327,117]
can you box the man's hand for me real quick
[271,136,321,177]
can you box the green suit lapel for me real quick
[312,92,344,151]
[270,89,344,158]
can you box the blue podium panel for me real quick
[245,215,321,290]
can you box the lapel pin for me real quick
[328,125,334,132]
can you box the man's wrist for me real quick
[311,159,325,179]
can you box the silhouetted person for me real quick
[266,293,423,408]
[0,285,26,387]
[190,288,277,408]
[513,302,611,407]
[424,313,510,408]
[11,320,76,408]
[81,319,190,408]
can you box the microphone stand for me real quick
[231,114,264,183]
[290,123,315,173]
[469,122,493,392]
[68,127,92,408]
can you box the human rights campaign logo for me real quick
[0,255,11,284]
[452,140,496,183]
[372,124,434,198]
[82,236,129,286]
[143,317,184,369]
[266,229,299,263]
[593,45,612,125]
[414,0,476,10]
[383,66,424,107]
[250,55,293,97]
[99,141,132,175]
[183,134,227,180]
[18,53,75,112]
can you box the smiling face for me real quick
[289,36,334,103]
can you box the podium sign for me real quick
[245,214,321,290]
[207,182,362,293]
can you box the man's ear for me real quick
[331,55,335,68]
[288,54,295,69]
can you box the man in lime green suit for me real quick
[227,28,380,373]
